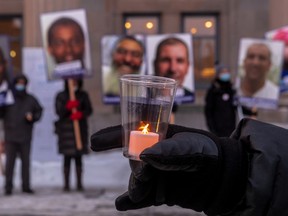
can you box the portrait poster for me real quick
[265,26,288,94]
[40,9,92,81]
[236,38,284,109]
[0,35,14,106]
[146,33,195,104]
[101,34,146,104]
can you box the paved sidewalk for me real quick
[0,186,206,216]
[0,151,206,216]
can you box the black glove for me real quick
[91,124,247,215]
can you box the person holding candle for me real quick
[91,118,288,216]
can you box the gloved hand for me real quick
[91,124,247,215]
[65,100,80,110]
[70,111,83,120]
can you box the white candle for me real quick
[129,130,159,159]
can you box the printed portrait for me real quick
[101,34,146,104]
[236,38,284,109]
[146,33,195,104]
[40,9,92,81]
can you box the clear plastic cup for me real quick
[120,74,177,161]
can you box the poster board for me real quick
[101,35,146,104]
[236,38,284,109]
[40,9,92,81]
[101,33,195,105]
[146,33,195,104]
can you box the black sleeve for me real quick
[55,92,70,119]
[31,96,43,122]
[204,87,216,133]
[80,91,93,117]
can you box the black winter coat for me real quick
[55,89,93,156]
[228,118,288,216]
[204,79,236,137]
[0,91,43,143]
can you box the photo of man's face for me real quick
[40,9,92,80]
[111,37,144,75]
[154,42,189,86]
[146,34,194,104]
[47,18,85,64]
[243,43,271,82]
[236,38,284,109]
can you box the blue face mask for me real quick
[15,84,25,91]
[219,73,231,82]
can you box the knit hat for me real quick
[13,74,28,85]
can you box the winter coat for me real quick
[228,118,288,216]
[54,89,92,156]
[0,91,43,143]
[204,79,236,136]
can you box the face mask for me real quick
[15,84,25,91]
[219,73,231,82]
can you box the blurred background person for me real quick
[103,35,144,98]
[0,74,43,195]
[54,78,93,192]
[204,63,237,136]
[0,47,14,176]
[0,47,14,106]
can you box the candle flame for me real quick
[139,124,150,134]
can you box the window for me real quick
[123,14,160,35]
[182,14,219,89]
[0,15,22,75]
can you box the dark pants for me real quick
[64,155,82,169]
[63,155,83,190]
[5,141,31,192]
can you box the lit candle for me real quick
[128,124,159,159]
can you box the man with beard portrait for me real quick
[102,36,144,101]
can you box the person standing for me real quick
[54,78,92,191]
[0,47,14,176]
[0,74,43,195]
[204,64,236,137]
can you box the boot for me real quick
[63,167,70,192]
[76,166,84,191]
